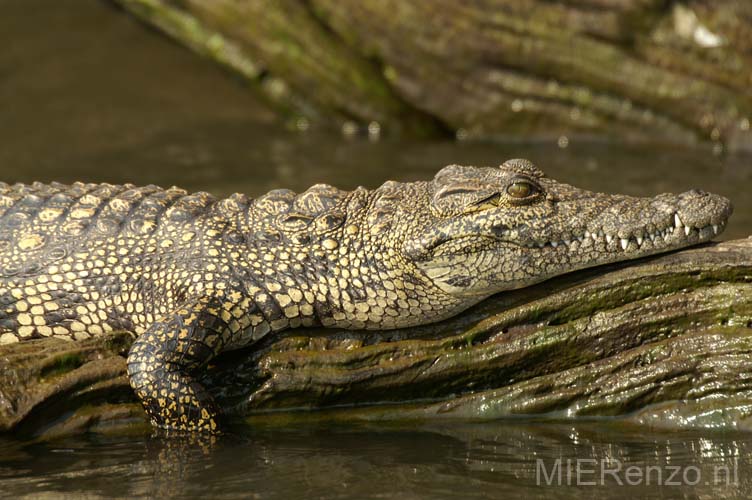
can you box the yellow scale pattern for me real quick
[0,179,458,432]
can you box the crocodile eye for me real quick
[506,181,536,199]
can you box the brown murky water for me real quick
[1,1,751,498]
[1,421,752,499]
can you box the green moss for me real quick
[40,353,85,380]
[114,0,444,137]
[546,268,752,326]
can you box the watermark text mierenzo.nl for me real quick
[536,458,739,487]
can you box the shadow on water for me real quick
[1,1,752,498]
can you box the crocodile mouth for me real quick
[425,215,727,259]
[527,215,727,252]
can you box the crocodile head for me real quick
[404,159,733,298]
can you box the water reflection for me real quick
[1,421,751,498]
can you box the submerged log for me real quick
[112,0,752,150]
[1,238,751,437]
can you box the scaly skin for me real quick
[0,159,733,432]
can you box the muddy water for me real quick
[1,1,751,498]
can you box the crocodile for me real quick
[0,159,732,432]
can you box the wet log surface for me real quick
[2,238,751,438]
[113,0,752,150]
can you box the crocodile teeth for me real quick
[534,216,723,251]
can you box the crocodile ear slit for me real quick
[466,192,502,212]
[474,192,502,205]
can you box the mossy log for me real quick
[1,238,751,438]
[113,0,752,150]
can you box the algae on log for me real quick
[2,238,752,438]
[112,0,752,150]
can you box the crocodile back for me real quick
[0,182,216,276]
[0,182,220,342]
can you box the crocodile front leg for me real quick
[126,295,235,433]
